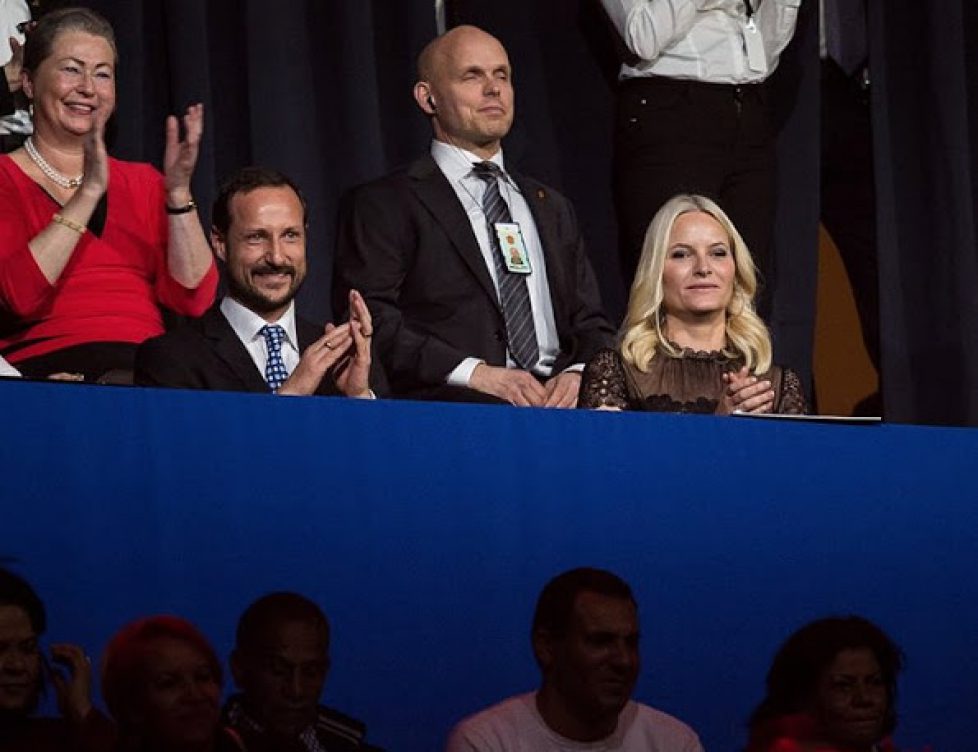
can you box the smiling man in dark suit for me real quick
[136,167,373,398]
[334,25,613,407]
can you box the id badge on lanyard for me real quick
[494,222,532,275]
[742,2,768,74]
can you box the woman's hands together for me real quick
[718,366,775,415]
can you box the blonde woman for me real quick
[579,194,806,414]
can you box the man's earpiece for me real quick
[427,96,437,113]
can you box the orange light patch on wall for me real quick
[813,225,878,416]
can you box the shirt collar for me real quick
[220,296,298,349]
[224,694,322,751]
[430,139,514,188]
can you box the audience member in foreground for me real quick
[446,567,703,752]
[224,592,379,751]
[0,567,115,751]
[136,167,374,397]
[746,615,904,752]
[579,194,807,414]
[0,7,216,381]
[101,615,240,752]
[335,25,613,406]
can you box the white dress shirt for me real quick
[220,296,300,379]
[601,0,801,83]
[430,140,566,385]
[0,353,20,377]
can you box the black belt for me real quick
[620,75,766,97]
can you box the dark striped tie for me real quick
[471,161,540,371]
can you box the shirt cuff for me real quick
[447,357,484,387]
[562,363,585,374]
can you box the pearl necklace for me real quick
[24,138,84,189]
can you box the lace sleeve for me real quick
[578,348,630,410]
[777,367,808,415]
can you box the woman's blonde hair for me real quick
[619,194,772,373]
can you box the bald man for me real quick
[334,25,613,407]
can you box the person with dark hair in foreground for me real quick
[223,592,379,752]
[335,25,613,407]
[0,6,217,381]
[746,615,904,752]
[446,567,703,751]
[136,166,375,397]
[0,566,115,751]
[101,615,241,752]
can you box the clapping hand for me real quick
[5,36,24,93]
[279,291,373,398]
[332,289,372,398]
[163,103,203,203]
[718,366,775,415]
[79,111,110,199]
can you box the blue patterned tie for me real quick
[471,161,540,371]
[260,324,289,392]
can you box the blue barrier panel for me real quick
[3,380,976,751]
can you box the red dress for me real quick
[0,154,217,366]
[746,713,897,752]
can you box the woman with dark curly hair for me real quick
[0,566,115,752]
[746,615,904,752]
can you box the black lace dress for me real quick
[578,347,807,414]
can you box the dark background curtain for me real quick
[68,0,977,424]
[871,0,978,425]
[83,0,438,325]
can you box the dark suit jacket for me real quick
[334,155,614,400]
[134,306,341,395]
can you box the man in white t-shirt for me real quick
[446,567,704,752]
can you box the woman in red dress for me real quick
[0,7,216,381]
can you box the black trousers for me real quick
[13,342,136,383]
[612,75,777,316]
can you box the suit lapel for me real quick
[512,172,569,328]
[201,308,270,393]
[409,156,500,310]
[296,317,323,351]
[296,316,339,397]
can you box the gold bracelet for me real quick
[51,213,86,235]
